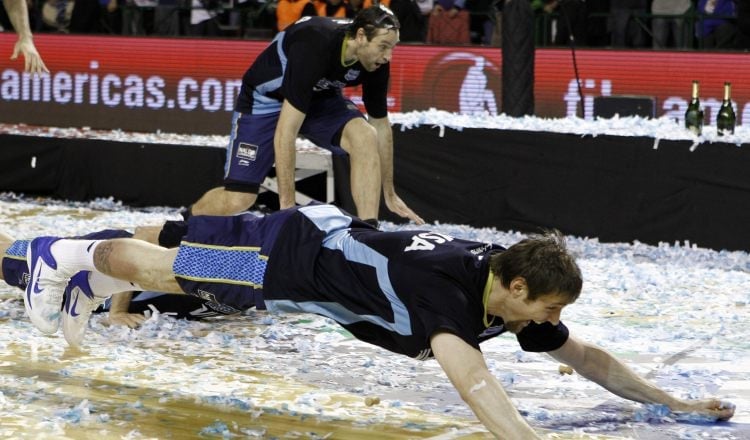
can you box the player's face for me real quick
[356,29,399,72]
[503,292,571,334]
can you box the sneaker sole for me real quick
[62,271,100,347]
[24,237,63,334]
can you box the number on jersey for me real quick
[404,232,454,252]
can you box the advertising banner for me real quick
[2,33,749,134]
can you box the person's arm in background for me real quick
[274,100,307,210]
[369,116,424,224]
[3,0,48,73]
[447,0,464,17]
[549,335,736,420]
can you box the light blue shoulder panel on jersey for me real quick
[251,32,287,115]
[265,204,413,336]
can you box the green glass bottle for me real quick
[717,82,736,136]
[684,80,703,136]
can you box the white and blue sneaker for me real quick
[24,236,70,334]
[62,271,105,348]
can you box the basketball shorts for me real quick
[172,209,295,311]
[224,95,362,192]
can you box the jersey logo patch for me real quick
[236,143,258,162]
[194,289,218,302]
[414,348,432,360]
[470,243,492,255]
[313,78,347,91]
[478,324,505,338]
[344,69,360,81]
[206,301,242,315]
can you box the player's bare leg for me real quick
[0,231,15,283]
[91,239,181,293]
[0,231,12,258]
[132,225,163,245]
[191,187,258,216]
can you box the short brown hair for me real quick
[347,5,400,40]
[489,230,582,302]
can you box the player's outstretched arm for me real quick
[431,331,542,439]
[548,335,735,421]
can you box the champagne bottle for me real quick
[716,82,736,136]
[684,80,703,136]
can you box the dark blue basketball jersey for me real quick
[263,205,569,359]
[235,16,390,117]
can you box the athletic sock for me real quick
[50,239,100,272]
[87,271,143,299]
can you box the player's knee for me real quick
[223,190,257,213]
[0,231,14,242]
[194,187,257,216]
[341,120,378,156]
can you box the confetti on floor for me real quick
[1,196,749,439]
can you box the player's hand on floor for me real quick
[108,312,147,328]
[385,193,425,225]
[675,398,735,421]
